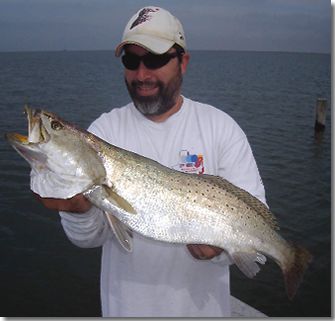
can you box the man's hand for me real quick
[33,192,92,213]
[187,244,223,260]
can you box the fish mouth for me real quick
[5,105,51,167]
[5,105,50,147]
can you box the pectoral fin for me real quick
[84,185,136,252]
[105,187,137,214]
[231,251,267,278]
[84,185,136,215]
[105,212,133,252]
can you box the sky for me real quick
[0,0,332,53]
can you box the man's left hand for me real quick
[187,244,223,260]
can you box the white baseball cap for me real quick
[115,6,186,57]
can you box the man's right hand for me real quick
[33,192,92,213]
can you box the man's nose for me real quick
[135,61,152,81]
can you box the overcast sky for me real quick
[0,0,332,53]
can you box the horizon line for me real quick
[0,48,330,55]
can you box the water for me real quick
[0,50,331,317]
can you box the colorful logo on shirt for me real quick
[175,150,204,174]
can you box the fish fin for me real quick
[231,251,267,278]
[85,185,136,215]
[104,186,137,214]
[282,244,312,300]
[202,174,279,230]
[104,211,133,252]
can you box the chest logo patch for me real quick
[174,150,204,174]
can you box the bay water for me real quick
[0,50,331,316]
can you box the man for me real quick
[37,6,266,317]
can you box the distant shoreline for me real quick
[0,49,330,55]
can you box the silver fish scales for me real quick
[5,106,312,300]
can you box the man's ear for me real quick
[180,52,190,75]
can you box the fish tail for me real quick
[282,244,312,300]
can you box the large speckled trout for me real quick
[5,106,312,300]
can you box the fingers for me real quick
[187,244,223,260]
[32,192,92,213]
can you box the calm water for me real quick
[0,50,331,317]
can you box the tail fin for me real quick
[283,244,313,300]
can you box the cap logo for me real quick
[130,7,159,30]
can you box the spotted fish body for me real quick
[5,106,312,300]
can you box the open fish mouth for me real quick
[5,105,50,146]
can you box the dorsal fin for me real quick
[201,174,279,230]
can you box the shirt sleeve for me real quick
[210,250,234,266]
[59,206,111,248]
[218,133,267,206]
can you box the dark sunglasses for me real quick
[121,51,180,70]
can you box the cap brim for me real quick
[115,34,174,56]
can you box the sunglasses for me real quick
[121,51,180,70]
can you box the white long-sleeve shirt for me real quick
[60,97,266,317]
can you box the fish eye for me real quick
[51,120,63,130]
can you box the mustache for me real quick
[130,80,163,89]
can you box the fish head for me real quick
[5,105,106,198]
[5,106,49,168]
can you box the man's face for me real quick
[123,45,188,117]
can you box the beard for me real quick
[125,67,183,116]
